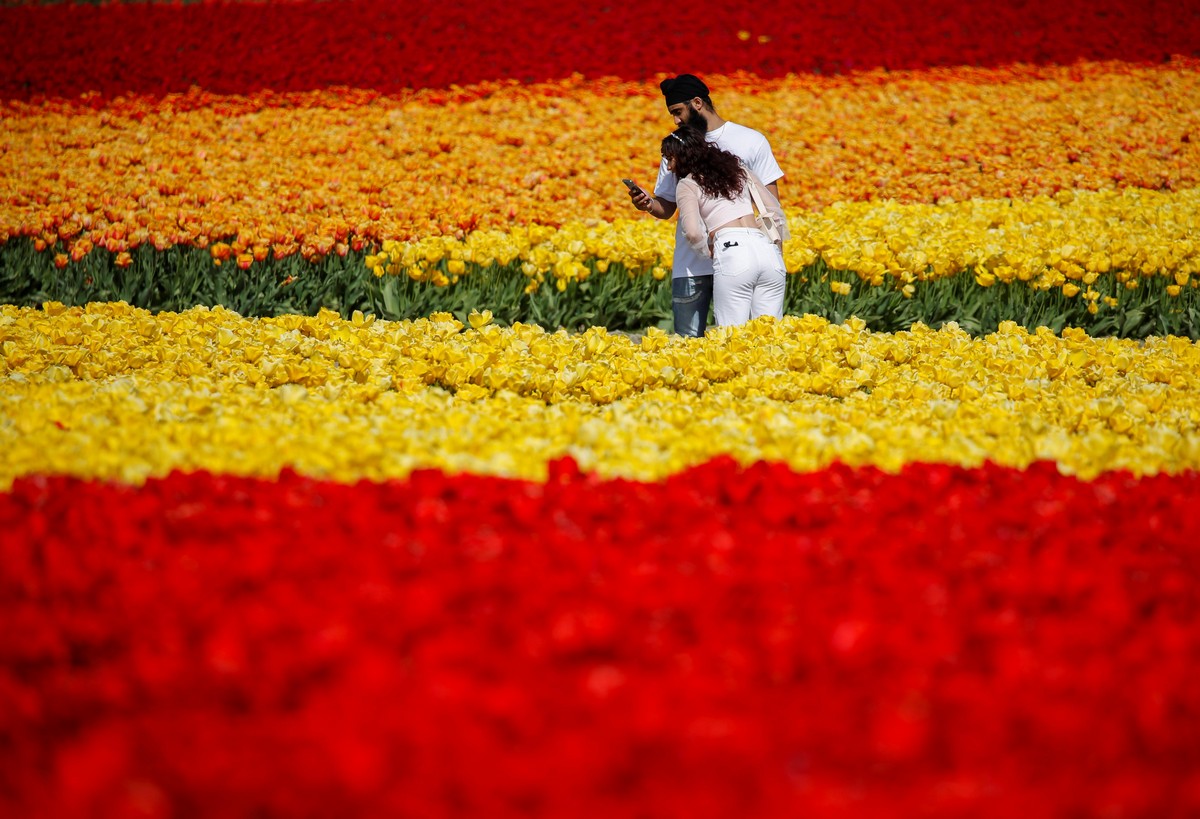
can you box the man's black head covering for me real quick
[660,74,710,107]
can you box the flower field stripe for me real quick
[5,303,1200,486]
[2,0,1198,101]
[5,63,1198,259]
[2,461,1199,818]
[362,186,1200,297]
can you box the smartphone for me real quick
[622,179,646,196]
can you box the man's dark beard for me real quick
[681,106,710,134]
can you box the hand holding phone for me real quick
[623,179,651,211]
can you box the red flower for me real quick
[1,0,1196,101]
[2,460,1200,817]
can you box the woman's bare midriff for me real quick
[708,214,760,242]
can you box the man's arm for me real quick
[629,187,677,219]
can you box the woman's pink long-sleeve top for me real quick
[675,170,789,258]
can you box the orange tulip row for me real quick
[3,60,1197,265]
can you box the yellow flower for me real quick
[5,305,1200,487]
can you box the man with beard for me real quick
[628,73,785,336]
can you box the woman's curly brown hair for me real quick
[661,125,746,200]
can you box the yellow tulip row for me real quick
[365,220,672,292]
[804,187,1200,297]
[3,302,1199,488]
[3,59,1197,265]
[364,187,1200,300]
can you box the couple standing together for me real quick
[629,73,789,336]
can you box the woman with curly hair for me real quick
[660,126,789,328]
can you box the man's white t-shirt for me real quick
[654,121,784,279]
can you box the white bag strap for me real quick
[747,177,770,216]
[744,169,781,241]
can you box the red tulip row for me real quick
[1,0,1197,101]
[3,459,1199,819]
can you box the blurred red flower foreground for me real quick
[3,459,1199,818]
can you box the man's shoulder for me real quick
[715,121,773,158]
[719,121,783,183]
[722,120,769,143]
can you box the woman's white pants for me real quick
[711,227,786,328]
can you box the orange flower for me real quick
[2,60,1197,264]
[69,239,93,262]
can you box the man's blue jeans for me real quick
[672,275,713,337]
